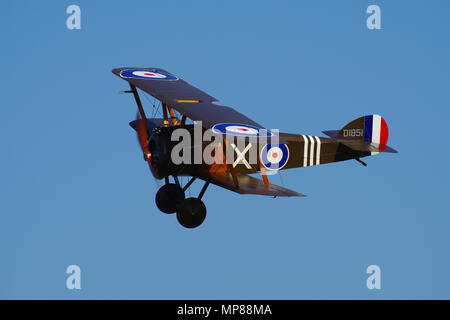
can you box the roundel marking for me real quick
[212,123,273,137]
[260,144,289,170]
[119,69,178,81]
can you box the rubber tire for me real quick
[155,183,185,214]
[176,198,207,228]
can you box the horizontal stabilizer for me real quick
[322,130,340,139]
[337,139,398,153]
[322,130,398,153]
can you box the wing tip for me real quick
[293,192,307,197]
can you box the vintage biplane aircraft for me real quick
[113,67,397,229]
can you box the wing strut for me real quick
[168,107,178,125]
[180,115,187,127]
[130,84,150,133]
[162,103,169,127]
[259,162,269,188]
[222,138,239,187]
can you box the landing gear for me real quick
[154,176,210,228]
[176,198,207,228]
[176,181,209,228]
[155,183,185,214]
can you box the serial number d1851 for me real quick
[342,128,363,138]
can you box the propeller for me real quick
[136,111,152,170]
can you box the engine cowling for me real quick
[147,126,195,179]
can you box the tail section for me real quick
[323,114,397,154]
[340,114,388,146]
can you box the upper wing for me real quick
[112,67,263,129]
[196,165,305,197]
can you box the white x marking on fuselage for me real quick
[230,143,252,169]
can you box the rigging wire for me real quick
[141,90,194,126]
[142,91,163,118]
[278,170,286,188]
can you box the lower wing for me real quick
[196,167,305,197]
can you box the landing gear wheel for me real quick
[176,198,207,228]
[155,183,185,214]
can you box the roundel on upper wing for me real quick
[119,69,178,81]
[260,144,289,170]
[212,123,273,137]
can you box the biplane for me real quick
[113,67,397,229]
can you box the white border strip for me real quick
[308,135,315,166]
[302,135,308,167]
[315,136,321,165]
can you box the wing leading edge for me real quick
[112,67,264,129]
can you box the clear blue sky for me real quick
[1,0,449,299]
